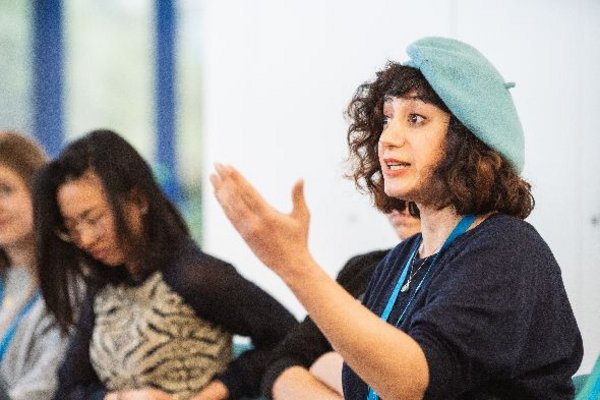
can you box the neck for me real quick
[2,236,36,269]
[416,205,463,258]
[125,259,144,280]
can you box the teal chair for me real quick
[574,355,600,400]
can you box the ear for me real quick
[127,187,149,215]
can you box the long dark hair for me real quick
[346,62,534,218]
[0,131,47,270]
[34,129,189,332]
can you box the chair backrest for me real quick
[575,355,600,400]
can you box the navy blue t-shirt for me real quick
[342,214,583,400]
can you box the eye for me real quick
[408,114,425,125]
[61,220,77,235]
[382,101,394,128]
[0,183,13,196]
[86,212,105,227]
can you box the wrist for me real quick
[280,253,319,286]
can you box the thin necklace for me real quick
[402,213,489,293]
[400,251,431,293]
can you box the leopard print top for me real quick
[90,272,232,400]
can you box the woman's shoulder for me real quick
[444,213,560,277]
[459,213,548,253]
[170,237,235,271]
[161,238,241,295]
[474,212,538,236]
[13,292,68,344]
[335,248,391,291]
[340,249,390,275]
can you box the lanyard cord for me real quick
[0,278,41,363]
[366,214,476,400]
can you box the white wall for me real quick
[200,0,600,373]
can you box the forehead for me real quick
[56,171,108,219]
[0,164,27,187]
[383,93,445,113]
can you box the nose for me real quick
[77,226,99,250]
[379,117,406,149]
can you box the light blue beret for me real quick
[404,37,524,173]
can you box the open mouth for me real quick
[384,158,410,171]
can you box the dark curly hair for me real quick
[346,62,534,219]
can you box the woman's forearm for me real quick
[210,166,428,399]
[281,258,429,400]
[272,366,342,400]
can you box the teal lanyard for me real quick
[0,279,41,363]
[366,215,476,400]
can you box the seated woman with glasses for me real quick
[0,131,68,400]
[33,129,297,400]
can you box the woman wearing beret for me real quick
[211,37,582,399]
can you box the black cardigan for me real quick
[55,238,297,400]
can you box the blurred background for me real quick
[1,0,599,373]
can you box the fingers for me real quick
[291,179,310,221]
[211,163,271,215]
[210,162,230,191]
[211,163,245,212]
[211,163,309,233]
[209,172,222,191]
[225,165,270,213]
[210,164,268,241]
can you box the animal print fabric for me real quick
[90,272,232,400]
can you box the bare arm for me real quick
[105,382,227,400]
[104,388,174,400]
[189,380,228,400]
[309,352,344,396]
[210,164,428,400]
[272,366,342,400]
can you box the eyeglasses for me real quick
[54,210,110,244]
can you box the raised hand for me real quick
[210,163,314,280]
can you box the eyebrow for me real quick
[383,94,425,104]
[63,208,97,224]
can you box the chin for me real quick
[384,178,412,196]
[102,258,124,267]
[384,186,404,198]
[385,188,413,202]
[0,233,31,249]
